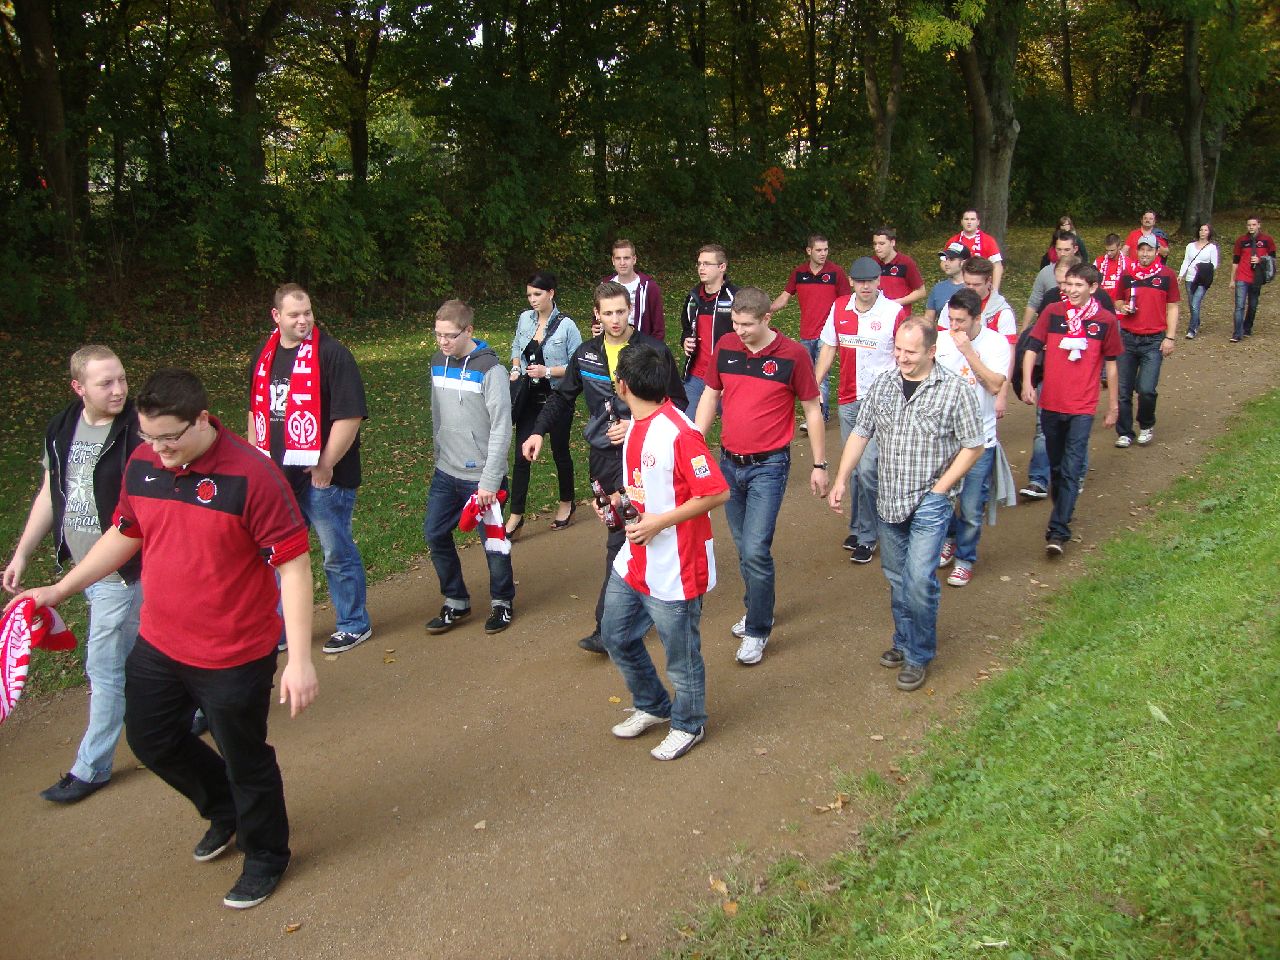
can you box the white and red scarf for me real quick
[251,327,322,466]
[1064,297,1099,338]
[1095,252,1129,292]
[2,599,76,724]
[458,490,511,555]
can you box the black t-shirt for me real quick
[250,331,368,497]
[901,378,922,401]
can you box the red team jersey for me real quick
[615,401,728,601]
[946,230,1003,263]
[1116,263,1180,335]
[878,253,924,322]
[705,332,819,454]
[1094,252,1130,296]
[1031,301,1123,416]
[785,262,851,340]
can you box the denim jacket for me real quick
[511,307,583,389]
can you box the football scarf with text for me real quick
[251,326,323,466]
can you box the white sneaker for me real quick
[650,727,705,761]
[611,710,669,739]
[735,635,768,665]
[730,615,774,639]
[1136,428,1154,446]
[1115,435,1133,448]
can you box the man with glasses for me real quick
[423,300,516,635]
[8,367,319,909]
[4,345,143,804]
[250,283,371,655]
[680,244,739,417]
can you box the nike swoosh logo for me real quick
[144,475,158,482]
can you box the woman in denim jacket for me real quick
[508,270,582,535]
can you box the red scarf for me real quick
[251,326,323,466]
[1095,252,1129,291]
[1065,298,1099,337]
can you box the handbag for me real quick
[509,374,530,422]
[1193,262,1215,288]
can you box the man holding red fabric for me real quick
[8,368,318,910]
[250,283,371,655]
[1114,235,1180,448]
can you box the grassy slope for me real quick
[673,392,1280,959]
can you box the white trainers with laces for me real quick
[1136,428,1154,446]
[611,710,669,739]
[731,615,774,639]
[650,727,705,761]
[735,635,768,665]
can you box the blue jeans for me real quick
[877,492,953,668]
[423,469,515,607]
[600,573,706,734]
[720,450,790,637]
[838,401,879,545]
[303,484,370,635]
[799,337,829,421]
[1234,281,1261,339]
[1116,330,1164,439]
[949,446,995,567]
[1041,410,1093,541]
[1186,282,1208,334]
[125,637,289,876]
[683,375,706,419]
[71,578,142,783]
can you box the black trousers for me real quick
[510,394,574,514]
[125,637,289,876]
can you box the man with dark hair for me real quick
[8,367,318,910]
[524,281,685,653]
[602,238,665,339]
[695,286,827,666]
[923,242,968,326]
[947,209,1005,292]
[1123,210,1170,261]
[1230,217,1276,341]
[424,300,516,635]
[4,346,142,804]
[680,244,739,416]
[596,343,729,762]
[1114,234,1179,447]
[250,283,371,655]
[1094,233,1129,301]
[769,233,851,423]
[828,317,984,692]
[871,226,925,323]
[1023,232,1084,330]
[934,289,1011,587]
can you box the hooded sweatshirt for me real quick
[430,340,511,492]
[938,291,1017,344]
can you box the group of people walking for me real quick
[3,214,1273,911]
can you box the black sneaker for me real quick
[879,647,904,669]
[850,543,876,564]
[896,662,927,692]
[842,534,857,551]
[193,822,236,862]
[485,602,514,634]
[322,628,372,654]
[1019,482,1048,500]
[425,605,471,635]
[190,709,209,737]
[578,633,607,654]
[1045,537,1066,556]
[223,868,286,909]
[39,773,108,804]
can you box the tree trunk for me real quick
[1180,16,1206,233]
[1058,0,1074,106]
[211,0,292,186]
[12,0,76,250]
[863,29,903,207]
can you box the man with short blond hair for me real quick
[4,345,143,804]
[603,238,665,339]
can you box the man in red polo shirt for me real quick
[947,208,1005,292]
[1123,210,1170,261]
[1114,234,1180,448]
[695,287,827,667]
[872,226,925,323]
[770,234,850,424]
[1230,216,1277,341]
[1021,264,1121,555]
[7,369,318,911]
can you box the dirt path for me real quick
[2,309,1275,960]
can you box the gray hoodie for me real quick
[430,340,511,491]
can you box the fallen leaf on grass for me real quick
[608,696,622,704]
[383,657,397,664]
[474,820,486,830]
[722,900,739,916]
[1147,702,1172,725]
[618,932,629,942]
[814,792,850,813]
[384,648,395,654]
[676,925,696,939]
[869,734,885,742]
[999,576,1011,582]
[284,922,303,933]
[708,875,729,896]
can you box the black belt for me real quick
[722,445,788,466]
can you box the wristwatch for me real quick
[813,461,828,470]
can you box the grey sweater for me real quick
[430,340,511,491]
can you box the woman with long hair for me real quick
[507,270,581,536]
[1178,223,1219,339]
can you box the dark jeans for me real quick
[1115,330,1164,440]
[423,469,515,607]
[124,637,289,876]
[1234,281,1262,339]
[589,447,626,637]
[510,393,574,514]
[1040,410,1093,542]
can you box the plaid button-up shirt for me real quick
[853,363,984,524]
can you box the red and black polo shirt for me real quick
[706,331,819,454]
[785,262,851,340]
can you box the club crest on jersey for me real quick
[821,273,831,283]
[691,454,711,478]
[287,410,318,446]
[870,320,882,331]
[642,452,657,468]
[196,478,218,504]
[1087,322,1101,336]
[254,411,268,445]
[762,360,778,377]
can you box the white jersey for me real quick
[819,291,900,403]
[935,326,1011,447]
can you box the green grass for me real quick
[0,220,1163,693]
[671,392,1280,959]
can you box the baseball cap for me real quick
[849,256,881,280]
[1137,233,1158,248]
[939,242,969,259]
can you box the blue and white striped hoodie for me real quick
[430,340,511,492]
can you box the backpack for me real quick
[1257,254,1276,286]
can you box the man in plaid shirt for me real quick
[827,317,984,691]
